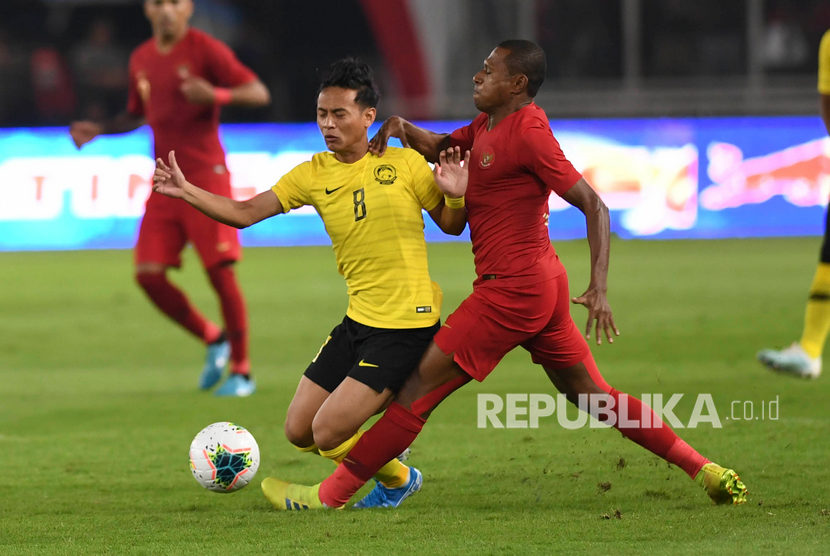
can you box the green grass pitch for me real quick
[1,238,828,554]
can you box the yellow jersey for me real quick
[819,29,830,95]
[272,147,444,329]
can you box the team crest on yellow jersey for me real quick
[480,149,495,169]
[374,164,397,185]
[136,71,151,103]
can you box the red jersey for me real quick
[449,103,581,285]
[127,28,256,180]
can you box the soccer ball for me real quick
[189,422,260,493]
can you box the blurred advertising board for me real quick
[1,116,828,251]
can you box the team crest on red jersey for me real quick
[480,149,495,169]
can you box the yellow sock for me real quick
[374,458,410,489]
[318,430,410,489]
[800,263,830,358]
[294,443,320,455]
[318,431,364,463]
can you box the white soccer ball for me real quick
[189,422,260,493]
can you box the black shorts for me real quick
[821,206,830,263]
[304,316,440,394]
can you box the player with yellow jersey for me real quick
[758,29,830,378]
[151,58,468,508]
[819,30,830,96]
[274,146,444,329]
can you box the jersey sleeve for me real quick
[819,30,830,95]
[518,123,582,197]
[448,113,485,152]
[203,34,257,87]
[448,123,474,152]
[126,52,143,117]
[405,150,443,211]
[271,161,313,213]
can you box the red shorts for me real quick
[434,272,589,381]
[134,172,240,269]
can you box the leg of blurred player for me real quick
[134,263,240,391]
[757,230,830,379]
[208,262,253,396]
[185,201,252,396]
[135,264,225,365]
[758,28,830,380]
[134,259,231,390]
[133,198,251,395]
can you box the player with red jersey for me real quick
[261,40,748,510]
[70,0,270,396]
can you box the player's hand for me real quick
[178,67,216,105]
[433,146,470,198]
[152,150,189,198]
[369,116,409,157]
[69,121,102,149]
[572,286,620,345]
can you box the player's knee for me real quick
[207,262,236,286]
[311,414,351,452]
[134,270,164,292]
[283,414,314,448]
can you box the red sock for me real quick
[136,272,219,342]
[319,403,425,507]
[207,265,249,375]
[583,355,708,478]
[609,388,708,478]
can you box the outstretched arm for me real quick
[153,150,283,228]
[69,113,145,149]
[560,178,620,344]
[427,147,470,235]
[369,116,450,162]
[179,71,271,107]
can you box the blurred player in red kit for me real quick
[70,0,270,396]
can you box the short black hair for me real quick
[497,40,546,97]
[318,57,380,108]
